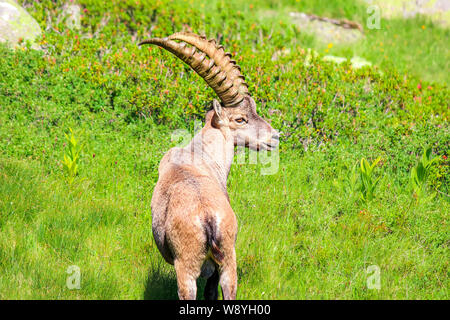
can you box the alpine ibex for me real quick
[139,33,279,300]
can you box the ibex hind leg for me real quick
[219,251,237,300]
[174,259,200,300]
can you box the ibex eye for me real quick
[235,118,246,123]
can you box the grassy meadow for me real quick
[0,0,448,299]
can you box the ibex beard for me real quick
[140,33,279,300]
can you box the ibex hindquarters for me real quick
[152,164,237,300]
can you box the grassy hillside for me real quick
[0,0,448,299]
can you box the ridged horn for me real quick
[139,33,249,107]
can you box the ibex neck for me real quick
[186,125,234,193]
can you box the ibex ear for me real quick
[212,99,223,118]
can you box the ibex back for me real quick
[140,33,279,300]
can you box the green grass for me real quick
[1,144,448,299]
[0,0,448,299]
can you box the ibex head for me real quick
[139,32,279,151]
[210,96,279,151]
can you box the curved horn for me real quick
[139,33,248,107]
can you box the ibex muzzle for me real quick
[140,32,279,300]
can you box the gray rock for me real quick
[0,0,41,48]
[290,12,364,44]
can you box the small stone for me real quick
[350,56,372,69]
[323,55,347,64]
[322,55,373,70]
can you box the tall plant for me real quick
[359,157,382,202]
[62,128,83,185]
[410,146,439,202]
